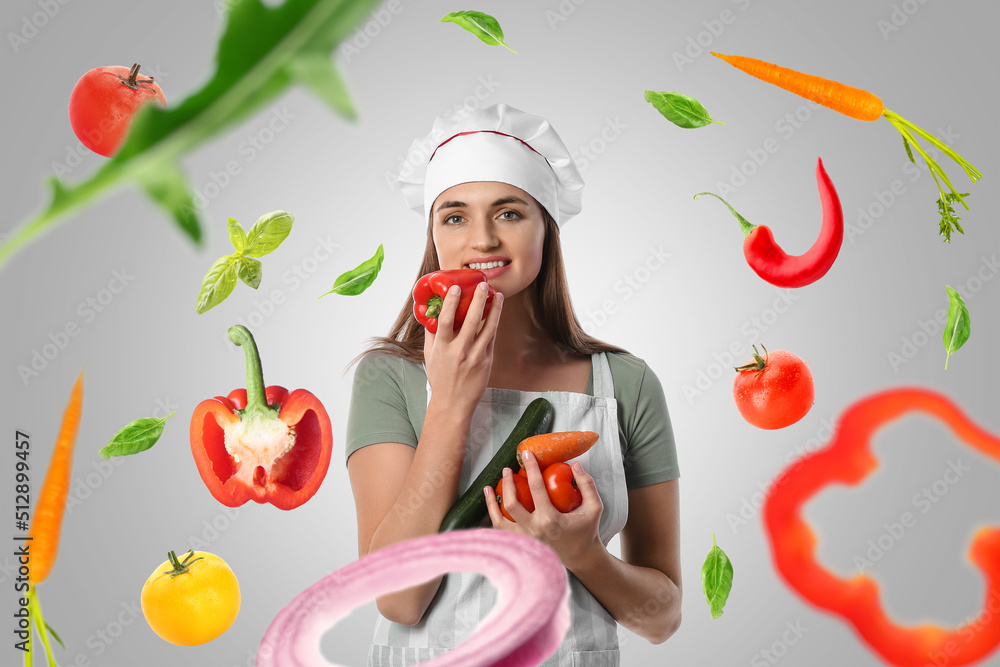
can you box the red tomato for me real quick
[542,462,582,513]
[498,473,534,522]
[733,345,814,429]
[69,63,167,157]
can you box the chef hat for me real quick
[396,103,585,227]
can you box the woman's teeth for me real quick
[467,261,509,270]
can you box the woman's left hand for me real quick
[484,450,604,573]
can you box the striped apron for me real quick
[367,352,629,666]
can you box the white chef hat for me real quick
[396,103,585,227]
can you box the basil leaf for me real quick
[441,11,516,53]
[645,90,724,129]
[319,243,384,297]
[228,217,248,254]
[944,285,971,369]
[701,533,733,620]
[98,413,175,459]
[237,257,263,289]
[196,255,238,314]
[245,210,294,257]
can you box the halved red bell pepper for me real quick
[413,269,496,334]
[189,325,333,511]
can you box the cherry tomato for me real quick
[141,549,240,646]
[498,473,534,522]
[542,462,583,513]
[733,345,814,429]
[69,63,167,157]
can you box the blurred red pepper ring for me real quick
[764,388,1000,667]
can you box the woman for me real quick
[346,103,681,666]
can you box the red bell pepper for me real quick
[412,269,496,334]
[189,325,333,511]
[696,157,844,288]
[764,388,1000,666]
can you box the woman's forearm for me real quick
[366,397,474,625]
[569,548,682,645]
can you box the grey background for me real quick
[2,0,999,665]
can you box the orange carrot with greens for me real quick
[517,431,599,470]
[24,369,84,666]
[712,52,982,242]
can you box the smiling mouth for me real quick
[466,260,511,270]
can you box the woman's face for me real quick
[431,181,546,298]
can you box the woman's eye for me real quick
[499,210,521,220]
[444,215,463,224]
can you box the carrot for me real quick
[28,369,84,586]
[711,51,982,242]
[517,431,599,470]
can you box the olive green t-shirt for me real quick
[344,351,680,489]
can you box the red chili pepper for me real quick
[696,157,844,288]
[190,325,333,511]
[764,388,1000,666]
[412,269,496,334]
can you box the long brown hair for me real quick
[349,207,628,369]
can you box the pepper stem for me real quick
[694,191,756,238]
[228,325,276,419]
[425,295,443,319]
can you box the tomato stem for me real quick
[164,549,204,578]
[117,63,158,92]
[734,344,769,376]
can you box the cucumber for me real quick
[439,397,554,532]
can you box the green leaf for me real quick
[937,192,969,243]
[944,285,971,369]
[0,0,384,272]
[228,217,248,254]
[287,53,356,120]
[135,163,203,244]
[701,533,733,620]
[902,135,916,164]
[99,413,174,459]
[45,623,64,650]
[245,210,294,257]
[441,11,516,53]
[237,256,263,289]
[319,243,384,297]
[196,255,239,314]
[645,90,724,129]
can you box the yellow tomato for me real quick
[141,549,240,646]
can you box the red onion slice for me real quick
[257,528,570,666]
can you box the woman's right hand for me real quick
[423,281,503,413]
